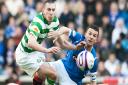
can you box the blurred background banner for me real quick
[0,0,128,85]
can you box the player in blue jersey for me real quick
[48,25,99,85]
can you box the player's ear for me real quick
[42,8,44,14]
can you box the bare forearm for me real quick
[55,36,76,50]
[27,34,48,53]
[62,40,76,50]
[28,41,48,53]
[58,26,71,35]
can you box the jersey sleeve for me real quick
[91,47,97,58]
[69,30,85,44]
[28,22,41,39]
[90,72,97,81]
[27,14,45,39]
[90,47,98,73]
[89,58,98,81]
[88,48,98,81]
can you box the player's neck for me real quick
[85,45,92,51]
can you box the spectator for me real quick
[84,0,95,14]
[121,55,128,76]
[112,18,127,45]
[59,3,75,26]
[6,38,16,66]
[105,52,120,76]
[0,25,5,66]
[84,14,95,29]
[35,1,43,13]
[109,2,120,27]
[75,0,85,28]
[102,15,113,41]
[99,38,110,61]
[95,1,104,26]
[113,39,126,62]
[25,0,36,21]
[97,61,111,77]
[5,0,24,16]
[4,16,17,39]
[113,64,124,77]
[0,4,11,27]
[118,0,127,11]
[121,33,128,52]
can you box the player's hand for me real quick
[46,47,60,54]
[48,30,61,38]
[75,41,87,50]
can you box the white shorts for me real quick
[49,60,77,85]
[15,43,45,77]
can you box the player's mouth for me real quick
[47,17,53,21]
[88,40,93,44]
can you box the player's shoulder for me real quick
[70,30,84,37]
[35,13,44,20]
[91,47,96,57]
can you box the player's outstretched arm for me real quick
[48,26,77,50]
[48,26,70,38]
[55,36,77,50]
[27,33,60,53]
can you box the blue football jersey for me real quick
[61,30,98,85]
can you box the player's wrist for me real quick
[59,30,64,36]
[73,45,77,50]
[42,48,49,53]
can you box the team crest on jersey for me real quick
[33,28,39,32]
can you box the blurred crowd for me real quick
[0,0,128,84]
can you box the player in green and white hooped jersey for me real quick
[15,1,60,85]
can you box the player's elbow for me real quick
[27,38,35,48]
[60,40,67,49]
[60,26,70,34]
[27,39,33,48]
[27,34,37,48]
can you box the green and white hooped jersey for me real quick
[20,13,59,53]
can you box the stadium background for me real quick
[0,0,128,85]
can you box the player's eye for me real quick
[52,9,55,11]
[47,8,55,12]
[89,32,92,35]
[93,34,97,38]
[47,8,51,11]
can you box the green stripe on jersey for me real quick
[24,34,28,43]
[53,25,59,30]
[21,42,35,53]
[52,16,58,22]
[28,29,39,37]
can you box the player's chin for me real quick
[87,42,93,46]
[48,17,53,21]
[47,19,52,22]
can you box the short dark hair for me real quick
[86,25,99,35]
[43,0,56,5]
